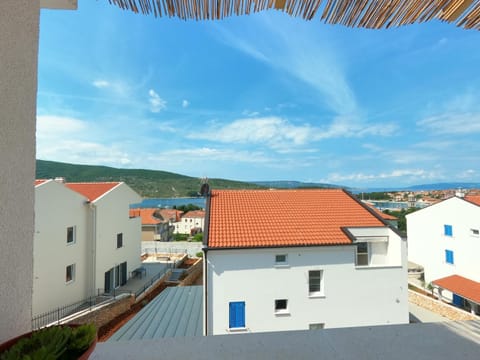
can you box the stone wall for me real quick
[180,258,203,286]
[67,295,135,329]
[408,290,477,321]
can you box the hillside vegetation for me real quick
[36,160,264,197]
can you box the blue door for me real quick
[229,301,245,328]
[453,294,463,307]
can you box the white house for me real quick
[175,210,205,235]
[406,195,480,314]
[33,179,142,316]
[203,189,408,335]
[129,208,180,241]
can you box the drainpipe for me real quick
[202,190,211,336]
[88,201,97,296]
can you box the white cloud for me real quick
[92,80,110,88]
[37,115,87,139]
[149,89,167,113]
[321,169,442,184]
[417,91,480,134]
[182,100,190,108]
[191,116,396,150]
[150,147,271,164]
[215,18,358,117]
[242,110,260,117]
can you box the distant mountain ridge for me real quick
[36,160,480,197]
[251,180,344,189]
[36,160,264,198]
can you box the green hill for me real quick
[36,160,264,197]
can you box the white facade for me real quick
[205,227,408,335]
[174,212,205,234]
[34,180,89,315]
[407,196,480,285]
[33,181,141,316]
[92,183,142,293]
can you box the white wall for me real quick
[174,216,205,234]
[0,0,39,341]
[94,183,142,290]
[33,181,89,315]
[407,197,480,284]
[206,241,408,335]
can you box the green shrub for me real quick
[192,233,203,242]
[195,251,203,258]
[1,324,96,360]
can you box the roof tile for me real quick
[207,189,385,248]
[433,275,480,304]
[65,182,120,202]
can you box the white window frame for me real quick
[66,264,75,283]
[308,270,324,297]
[274,299,289,314]
[356,242,369,266]
[66,226,76,245]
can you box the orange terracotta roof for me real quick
[465,195,480,206]
[365,203,398,220]
[129,208,162,225]
[433,275,480,304]
[65,182,120,202]
[157,209,183,222]
[207,189,385,249]
[183,210,205,219]
[35,179,48,186]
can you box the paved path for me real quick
[409,302,449,323]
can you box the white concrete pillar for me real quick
[0,0,40,342]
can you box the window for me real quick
[309,323,325,330]
[356,242,369,266]
[275,254,288,265]
[471,229,479,237]
[308,270,323,295]
[274,299,288,313]
[444,224,453,236]
[66,264,75,283]
[66,226,75,244]
[445,249,454,264]
[229,301,245,329]
[117,233,123,248]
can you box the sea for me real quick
[131,197,206,209]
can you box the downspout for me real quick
[203,190,211,336]
[88,201,97,296]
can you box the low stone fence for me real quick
[408,289,478,321]
[180,258,203,286]
[66,295,135,329]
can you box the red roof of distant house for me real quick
[65,182,120,202]
[129,208,162,225]
[433,275,480,304]
[35,179,48,186]
[158,209,183,222]
[465,195,480,206]
[183,210,205,219]
[207,189,385,249]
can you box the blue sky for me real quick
[37,2,480,188]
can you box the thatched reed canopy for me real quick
[106,0,480,29]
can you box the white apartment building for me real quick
[174,210,205,235]
[406,195,480,314]
[33,179,142,316]
[203,189,408,335]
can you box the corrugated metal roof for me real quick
[109,286,203,341]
